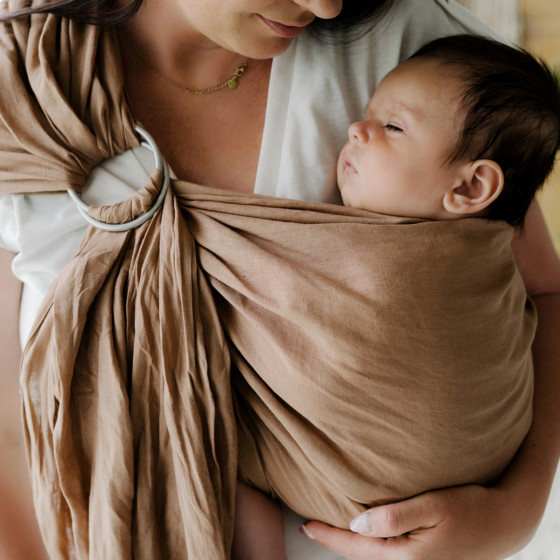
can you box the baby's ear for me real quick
[443,160,504,216]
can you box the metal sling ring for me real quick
[67,125,170,232]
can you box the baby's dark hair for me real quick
[410,34,560,227]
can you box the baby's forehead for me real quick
[385,57,460,87]
[371,59,465,111]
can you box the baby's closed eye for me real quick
[383,123,403,133]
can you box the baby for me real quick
[337,35,559,227]
[233,34,560,560]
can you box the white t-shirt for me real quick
[5,1,552,558]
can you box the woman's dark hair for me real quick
[0,0,397,31]
[0,0,143,26]
[410,34,560,227]
[309,0,396,36]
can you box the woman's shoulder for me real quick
[377,0,501,52]
[299,0,500,64]
[289,0,501,98]
[376,0,499,37]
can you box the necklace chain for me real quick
[134,47,248,95]
[180,62,247,95]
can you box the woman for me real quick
[0,0,559,558]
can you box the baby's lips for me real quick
[341,152,357,174]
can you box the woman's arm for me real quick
[0,247,48,560]
[301,201,560,559]
[232,481,287,560]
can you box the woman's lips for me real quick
[257,15,309,38]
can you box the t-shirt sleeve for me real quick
[0,194,18,252]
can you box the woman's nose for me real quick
[348,121,369,144]
[294,0,343,20]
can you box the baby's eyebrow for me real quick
[364,100,424,122]
[387,102,424,122]
[395,103,424,119]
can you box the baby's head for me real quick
[337,34,560,226]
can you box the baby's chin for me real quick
[335,181,345,204]
[336,184,352,208]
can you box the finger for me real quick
[302,521,405,560]
[350,494,442,538]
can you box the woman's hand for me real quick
[302,482,541,560]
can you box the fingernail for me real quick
[299,524,315,540]
[350,512,373,534]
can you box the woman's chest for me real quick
[125,69,269,194]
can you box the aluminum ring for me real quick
[67,125,170,232]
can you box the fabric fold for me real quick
[0,0,138,193]
[2,7,237,558]
[21,184,238,560]
[175,185,535,525]
[88,168,163,224]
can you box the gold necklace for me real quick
[135,47,248,95]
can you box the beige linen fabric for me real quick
[1,7,236,559]
[0,5,536,559]
[179,188,535,526]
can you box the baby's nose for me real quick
[348,121,369,144]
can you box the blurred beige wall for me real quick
[456,0,560,253]
[521,0,560,253]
